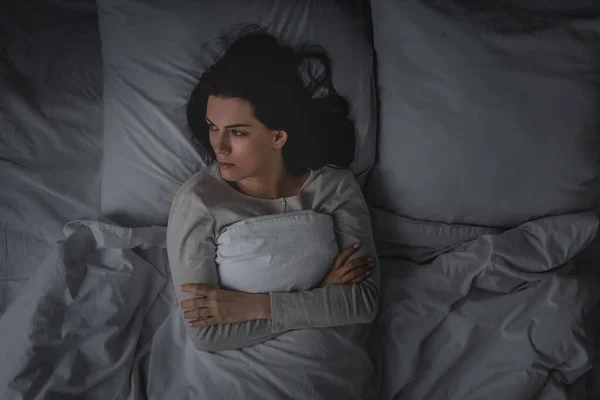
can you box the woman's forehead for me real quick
[206,96,255,123]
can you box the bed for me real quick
[1,0,599,399]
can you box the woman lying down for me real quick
[161,26,379,398]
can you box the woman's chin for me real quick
[218,164,238,180]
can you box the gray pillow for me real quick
[97,0,377,227]
[366,0,600,227]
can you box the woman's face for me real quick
[206,95,286,182]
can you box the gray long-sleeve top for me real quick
[166,162,379,352]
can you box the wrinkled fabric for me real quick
[0,216,377,399]
[0,0,103,317]
[0,219,166,399]
[373,211,600,400]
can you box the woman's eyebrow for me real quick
[205,117,252,129]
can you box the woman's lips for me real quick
[218,162,234,168]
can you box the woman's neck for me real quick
[234,163,308,200]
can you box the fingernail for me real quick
[368,257,373,262]
[180,285,184,291]
[353,242,361,249]
[369,262,375,268]
[188,322,193,326]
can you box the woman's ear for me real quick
[272,130,288,149]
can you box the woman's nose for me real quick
[212,133,230,154]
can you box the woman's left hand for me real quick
[180,284,271,327]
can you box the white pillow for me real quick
[216,210,338,293]
[366,0,600,227]
[97,0,377,227]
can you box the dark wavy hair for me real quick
[186,25,356,176]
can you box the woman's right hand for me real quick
[320,243,375,287]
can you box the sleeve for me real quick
[166,181,281,352]
[268,169,380,331]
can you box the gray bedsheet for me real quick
[0,0,103,316]
[372,209,600,399]
[0,211,597,399]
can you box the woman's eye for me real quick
[208,124,218,131]
[231,130,246,137]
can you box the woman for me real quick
[166,26,379,352]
